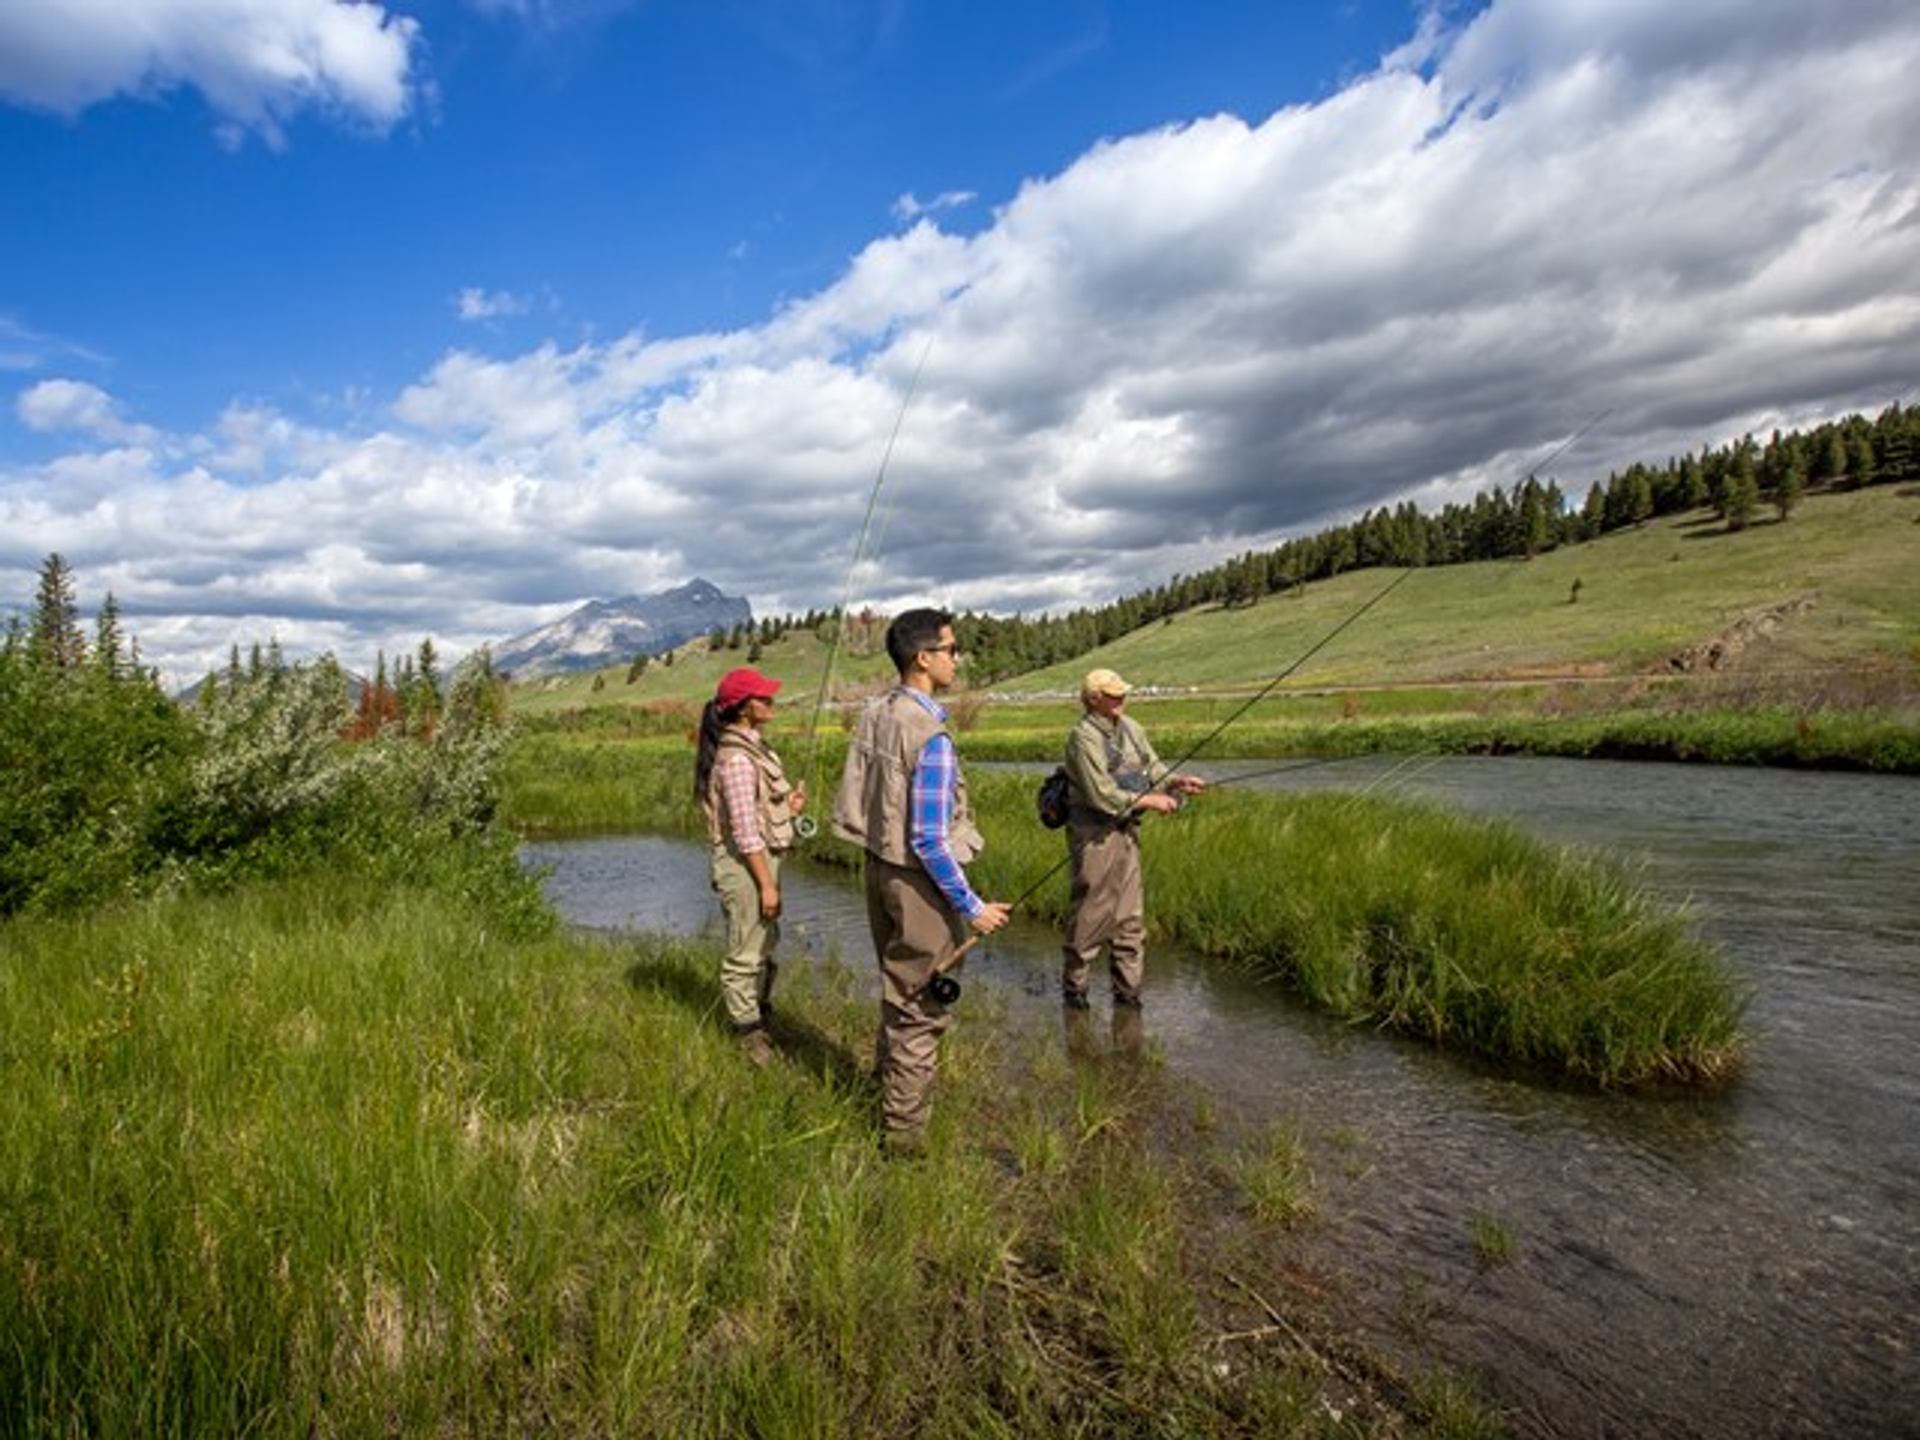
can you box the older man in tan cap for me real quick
[1059,668,1205,1010]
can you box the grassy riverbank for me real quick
[502,736,1745,1088]
[0,875,1495,1439]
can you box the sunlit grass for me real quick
[2,876,1467,1438]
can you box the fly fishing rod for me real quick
[920,564,1415,1003]
[920,404,1616,1001]
[790,338,935,841]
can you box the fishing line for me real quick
[1203,753,1377,788]
[1149,565,1414,779]
[1485,405,1616,596]
[791,336,935,840]
[924,405,1613,997]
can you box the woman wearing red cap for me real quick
[696,666,807,1065]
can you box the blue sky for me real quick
[3,3,1410,443]
[3,0,1918,683]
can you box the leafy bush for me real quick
[1,576,543,931]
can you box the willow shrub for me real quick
[0,649,545,931]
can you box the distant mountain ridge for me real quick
[491,579,753,679]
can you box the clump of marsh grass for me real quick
[1233,1122,1317,1228]
[960,773,1745,1088]
[1470,1213,1515,1268]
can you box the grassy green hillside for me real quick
[509,486,1919,771]
[1007,486,1919,695]
[509,627,897,717]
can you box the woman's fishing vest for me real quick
[702,727,797,855]
[831,688,983,867]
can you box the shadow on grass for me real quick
[1681,516,1785,541]
[622,956,872,1097]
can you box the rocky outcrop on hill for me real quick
[1664,595,1816,673]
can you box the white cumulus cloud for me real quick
[0,0,421,146]
[455,288,533,322]
[16,379,157,445]
[892,190,978,224]
[5,0,1919,686]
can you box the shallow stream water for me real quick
[522,755,1920,1438]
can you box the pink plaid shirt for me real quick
[715,750,766,855]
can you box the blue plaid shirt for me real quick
[901,688,985,919]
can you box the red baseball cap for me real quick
[715,666,782,709]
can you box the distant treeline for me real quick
[939,403,1918,684]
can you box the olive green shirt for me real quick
[1064,711,1169,819]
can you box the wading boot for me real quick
[737,1026,775,1068]
[1062,989,1091,1011]
[882,1128,928,1162]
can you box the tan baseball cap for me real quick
[1082,667,1132,697]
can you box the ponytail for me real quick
[694,698,747,798]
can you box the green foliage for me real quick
[0,883,1426,1438]
[1,559,539,928]
[0,630,191,914]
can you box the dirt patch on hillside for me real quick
[1664,595,1817,673]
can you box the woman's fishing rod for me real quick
[790,338,935,840]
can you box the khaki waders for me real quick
[1062,810,1146,1005]
[863,855,967,1137]
[709,847,781,1030]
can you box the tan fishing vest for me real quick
[831,687,983,866]
[702,726,797,854]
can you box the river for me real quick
[521,755,1920,1438]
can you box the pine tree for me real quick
[1776,458,1805,521]
[93,592,125,681]
[1626,468,1654,527]
[28,553,86,672]
[1847,431,1877,486]
[1724,467,1759,531]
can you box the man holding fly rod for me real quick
[1060,668,1206,1012]
[831,609,1010,1156]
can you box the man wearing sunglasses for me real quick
[832,608,1010,1155]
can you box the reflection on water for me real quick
[523,756,1920,1439]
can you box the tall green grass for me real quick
[0,876,1487,1438]
[504,737,1745,1087]
[963,775,1744,1088]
